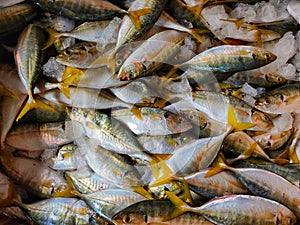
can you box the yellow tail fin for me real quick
[127,8,154,31]
[205,154,229,178]
[42,28,60,50]
[165,191,190,221]
[16,97,55,122]
[133,186,153,200]
[149,157,174,187]
[227,105,255,132]
[220,18,245,29]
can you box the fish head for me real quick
[264,73,287,84]
[112,211,147,225]
[251,110,274,129]
[118,62,145,81]
[275,209,297,225]
[57,42,97,66]
[166,113,193,134]
[251,47,277,64]
[254,95,281,113]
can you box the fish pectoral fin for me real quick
[164,191,190,221]
[42,28,60,50]
[220,18,244,29]
[0,86,20,100]
[16,97,55,122]
[127,8,154,31]
[227,105,255,132]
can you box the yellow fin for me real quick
[127,8,154,31]
[149,158,174,187]
[227,105,255,132]
[188,29,204,44]
[289,149,300,164]
[187,2,207,19]
[42,28,60,50]
[165,191,189,221]
[133,186,153,200]
[16,97,55,122]
[58,84,71,99]
[165,66,179,80]
[181,179,193,204]
[62,66,85,82]
[205,154,229,178]
[131,105,142,120]
[220,18,244,29]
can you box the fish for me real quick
[0,3,39,37]
[14,24,54,121]
[255,83,300,114]
[167,192,297,225]
[20,197,113,225]
[112,200,214,224]
[117,30,188,80]
[233,158,300,188]
[6,122,74,151]
[207,156,300,220]
[78,189,147,221]
[0,153,74,198]
[111,107,193,136]
[33,0,152,26]
[192,90,273,130]
[176,45,277,73]
[222,131,288,165]
[67,108,152,163]
[66,166,117,194]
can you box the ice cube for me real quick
[42,57,65,81]
[242,83,257,97]
[278,63,297,80]
[287,0,300,24]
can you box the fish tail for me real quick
[188,29,205,44]
[52,175,78,198]
[42,28,60,50]
[127,8,154,31]
[181,179,193,204]
[16,97,55,122]
[205,154,229,178]
[227,105,255,132]
[59,66,85,98]
[149,157,174,187]
[165,191,191,221]
[133,186,153,199]
[187,1,207,19]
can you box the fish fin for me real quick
[52,175,78,198]
[165,66,179,79]
[62,66,85,82]
[133,186,153,199]
[181,179,193,204]
[205,154,229,178]
[227,142,258,165]
[154,98,168,108]
[187,2,207,19]
[131,105,142,120]
[188,29,204,44]
[220,18,244,29]
[0,86,20,100]
[58,84,71,99]
[152,154,172,160]
[289,149,300,164]
[227,105,255,132]
[42,28,60,50]
[149,157,174,187]
[271,158,289,165]
[254,29,262,47]
[165,191,190,221]
[16,97,55,122]
[127,8,154,31]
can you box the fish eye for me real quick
[80,46,86,51]
[122,214,131,223]
[264,52,272,60]
[279,94,284,101]
[116,59,123,66]
[65,49,71,55]
[252,53,258,60]
[265,98,271,104]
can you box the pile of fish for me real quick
[1,0,300,224]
